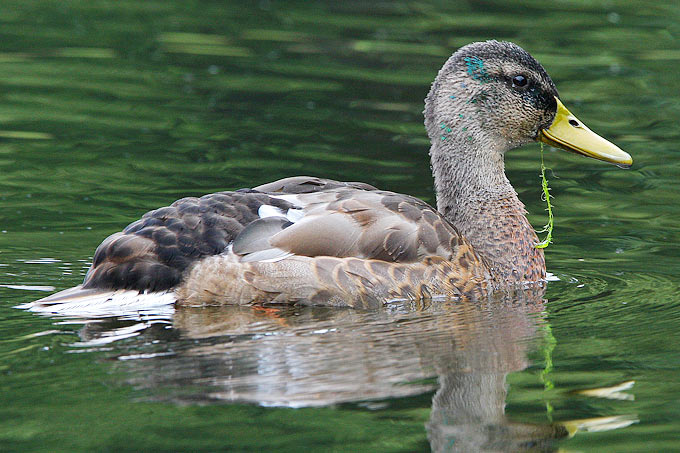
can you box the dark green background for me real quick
[1,1,678,451]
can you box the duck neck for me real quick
[429,135,545,284]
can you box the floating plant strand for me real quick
[535,143,554,249]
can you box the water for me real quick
[1,0,679,451]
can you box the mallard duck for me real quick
[26,40,631,311]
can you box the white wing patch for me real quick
[258,204,285,219]
[258,204,306,224]
[286,208,305,223]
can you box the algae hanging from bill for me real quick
[535,143,554,249]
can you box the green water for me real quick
[1,0,679,451]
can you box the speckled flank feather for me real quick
[177,253,490,309]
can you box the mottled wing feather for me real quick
[84,190,296,291]
[232,217,292,254]
[265,189,463,263]
[270,211,361,257]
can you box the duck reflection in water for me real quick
[69,289,633,453]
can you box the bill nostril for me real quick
[568,118,580,127]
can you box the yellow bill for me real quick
[538,97,632,168]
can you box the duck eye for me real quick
[512,75,528,88]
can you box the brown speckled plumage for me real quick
[31,40,620,310]
[83,190,297,291]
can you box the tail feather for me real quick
[16,285,176,318]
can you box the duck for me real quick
[25,40,632,311]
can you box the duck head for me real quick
[425,40,632,167]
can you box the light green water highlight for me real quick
[1,1,679,452]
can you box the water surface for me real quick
[1,1,679,451]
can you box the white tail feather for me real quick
[16,285,176,319]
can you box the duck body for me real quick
[25,41,632,312]
[82,176,494,308]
